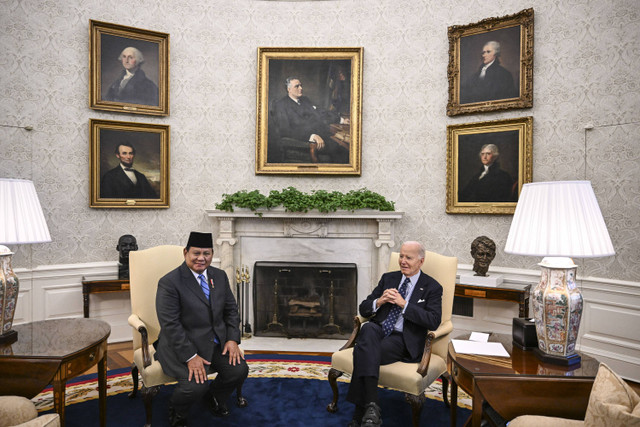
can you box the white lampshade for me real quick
[505,181,614,258]
[0,178,51,245]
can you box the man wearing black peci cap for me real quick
[155,232,248,426]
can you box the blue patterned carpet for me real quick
[34,353,471,426]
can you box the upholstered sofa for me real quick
[0,396,60,427]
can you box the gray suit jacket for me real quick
[155,262,241,379]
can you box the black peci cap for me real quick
[186,231,213,248]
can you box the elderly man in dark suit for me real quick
[100,142,158,199]
[347,241,442,427]
[155,232,248,427]
[270,76,349,163]
[103,46,159,106]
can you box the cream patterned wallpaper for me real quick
[1,0,639,282]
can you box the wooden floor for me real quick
[89,341,640,397]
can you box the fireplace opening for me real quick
[253,261,357,339]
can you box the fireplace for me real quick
[253,261,357,339]
[206,208,404,340]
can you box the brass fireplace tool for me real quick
[322,279,341,335]
[266,279,284,333]
[235,265,252,338]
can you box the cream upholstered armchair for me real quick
[0,396,60,427]
[128,245,248,426]
[128,245,185,427]
[326,250,458,427]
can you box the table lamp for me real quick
[0,178,51,344]
[505,181,614,365]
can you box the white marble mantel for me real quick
[206,209,404,305]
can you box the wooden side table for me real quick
[447,333,599,427]
[82,277,130,318]
[455,282,531,318]
[0,318,111,427]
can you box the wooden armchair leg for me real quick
[405,393,426,427]
[441,372,451,408]
[140,384,160,427]
[326,368,343,413]
[236,383,248,407]
[128,364,139,398]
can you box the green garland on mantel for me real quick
[215,187,395,214]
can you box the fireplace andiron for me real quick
[235,265,252,337]
[266,279,284,333]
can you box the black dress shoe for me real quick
[361,402,382,426]
[208,396,230,417]
[168,405,188,427]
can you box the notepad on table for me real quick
[451,339,510,357]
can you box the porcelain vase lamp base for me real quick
[0,247,19,345]
[532,257,583,366]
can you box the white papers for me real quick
[469,332,490,343]
[451,339,510,357]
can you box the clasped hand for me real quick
[377,288,406,309]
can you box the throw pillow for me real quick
[584,362,640,426]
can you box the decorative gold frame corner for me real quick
[255,47,363,175]
[446,116,533,214]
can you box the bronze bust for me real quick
[470,236,496,277]
[116,234,138,279]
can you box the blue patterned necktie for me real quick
[198,274,210,299]
[381,277,411,336]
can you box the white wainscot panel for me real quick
[579,280,640,382]
[586,304,640,343]
[88,293,133,343]
[14,290,32,324]
[44,285,83,318]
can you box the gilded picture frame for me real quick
[90,20,169,116]
[90,119,170,208]
[446,117,533,214]
[255,47,363,175]
[447,8,534,116]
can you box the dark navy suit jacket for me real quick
[359,270,442,360]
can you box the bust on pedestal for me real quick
[459,235,503,287]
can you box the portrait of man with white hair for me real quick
[460,40,518,104]
[103,46,159,106]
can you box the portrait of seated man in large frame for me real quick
[255,47,363,175]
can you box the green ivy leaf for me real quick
[214,187,395,214]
